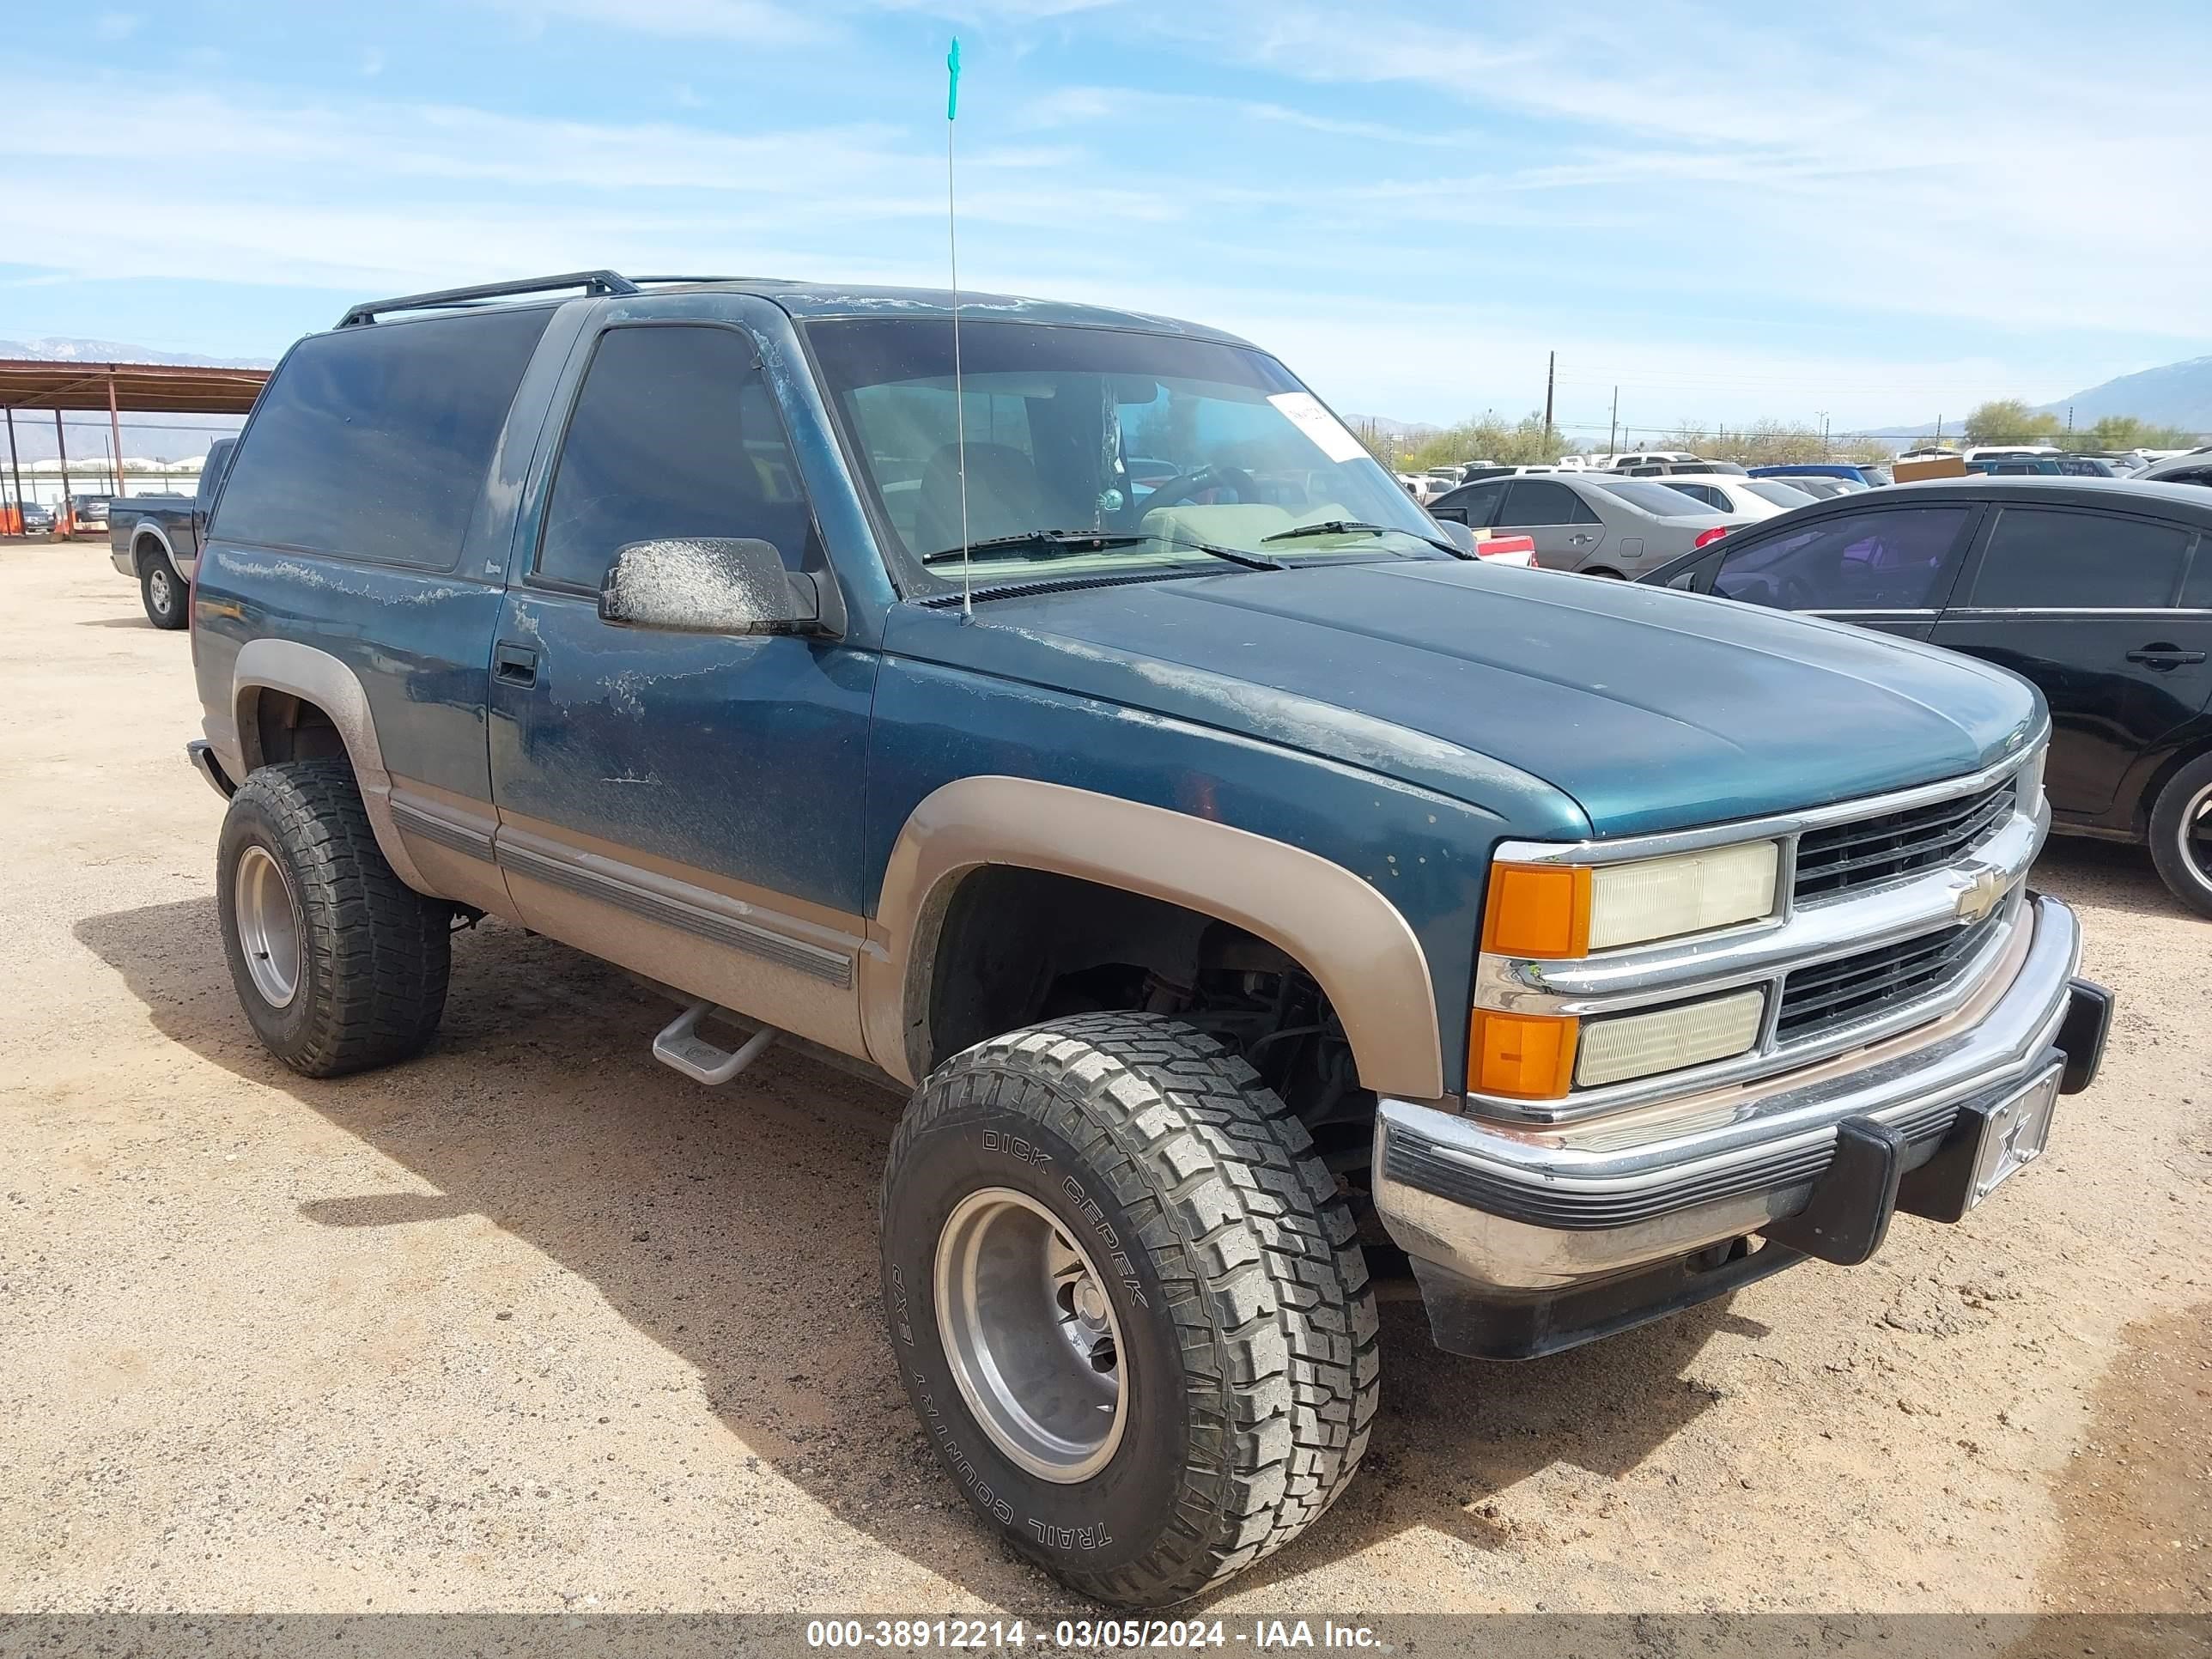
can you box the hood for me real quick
[885,561,2043,838]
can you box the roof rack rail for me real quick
[337,270,642,328]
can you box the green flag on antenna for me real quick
[946,37,961,120]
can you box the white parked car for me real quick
[1642,474,1820,520]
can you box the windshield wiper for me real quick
[1152,535,1284,572]
[1261,519,1465,558]
[920,529,1147,564]
[921,526,1283,573]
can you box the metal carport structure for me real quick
[0,358,269,534]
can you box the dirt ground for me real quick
[3,543,2206,1617]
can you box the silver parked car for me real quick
[1427,471,1753,575]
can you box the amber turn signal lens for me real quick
[1480,862,1592,959]
[1468,1009,1580,1099]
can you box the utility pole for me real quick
[2066,404,2075,443]
[3,409,21,535]
[54,409,70,521]
[1543,351,1556,454]
[1935,413,1943,447]
[1816,410,1831,460]
[108,375,126,499]
[1607,384,1618,459]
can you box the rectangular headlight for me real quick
[1575,988,1766,1088]
[1588,841,1779,951]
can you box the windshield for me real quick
[1596,478,1715,517]
[1744,479,1817,509]
[805,318,1448,591]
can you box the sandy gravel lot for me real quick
[3,543,2206,1617]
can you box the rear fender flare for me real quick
[229,638,430,892]
[863,775,1445,1098]
[131,525,176,573]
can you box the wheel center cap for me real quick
[1073,1279,1107,1325]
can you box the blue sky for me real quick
[7,1,2207,437]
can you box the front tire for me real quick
[880,1014,1378,1607]
[2148,751,2212,919]
[216,759,452,1076]
[141,553,187,629]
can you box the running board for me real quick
[652,1000,778,1085]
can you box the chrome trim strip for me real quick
[495,840,855,989]
[391,798,495,861]
[1942,606,2211,617]
[1492,732,2045,869]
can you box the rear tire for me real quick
[879,1013,1378,1607]
[2148,751,2212,920]
[216,759,451,1076]
[141,553,187,629]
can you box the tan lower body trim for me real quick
[489,809,871,1060]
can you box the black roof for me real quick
[1859,476,2212,522]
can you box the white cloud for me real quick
[479,0,830,46]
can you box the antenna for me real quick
[945,37,971,621]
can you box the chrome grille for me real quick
[1775,910,2003,1044]
[1792,778,2014,902]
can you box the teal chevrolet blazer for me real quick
[184,270,2113,1606]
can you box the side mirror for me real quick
[599,538,822,635]
[1434,519,1478,553]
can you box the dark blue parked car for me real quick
[1749,462,1893,487]
[185,270,2112,1606]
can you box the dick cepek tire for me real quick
[879,1013,1379,1606]
[216,758,452,1077]
[141,554,187,629]
[2148,751,2212,920]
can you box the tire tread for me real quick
[885,1012,1379,1606]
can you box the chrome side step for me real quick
[652,1000,777,1085]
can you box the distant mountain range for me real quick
[0,337,266,465]
[1857,351,2212,441]
[0,336,273,371]
[2034,354,2212,431]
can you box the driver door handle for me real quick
[2127,644,2206,670]
[494,642,538,686]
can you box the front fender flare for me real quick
[863,776,1445,1098]
[228,638,431,893]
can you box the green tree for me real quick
[2061,414,2198,453]
[1962,399,2062,446]
[1395,410,1571,471]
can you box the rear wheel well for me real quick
[2131,735,2212,838]
[132,532,171,576]
[248,690,348,769]
[922,866,1375,1169]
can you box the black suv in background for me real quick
[1641,477,2212,915]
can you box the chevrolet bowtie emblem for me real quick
[1953,865,2007,926]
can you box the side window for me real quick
[215,307,551,568]
[536,325,813,592]
[2181,537,2212,609]
[1969,507,2190,610]
[1436,479,1506,527]
[1499,479,1580,526]
[1712,506,1972,611]
[1672,483,1727,512]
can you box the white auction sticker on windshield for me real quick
[1267,392,1369,465]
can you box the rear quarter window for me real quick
[1968,507,2191,609]
[214,307,552,569]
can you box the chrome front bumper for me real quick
[1376,893,2094,1300]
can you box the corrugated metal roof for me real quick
[0,358,268,415]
